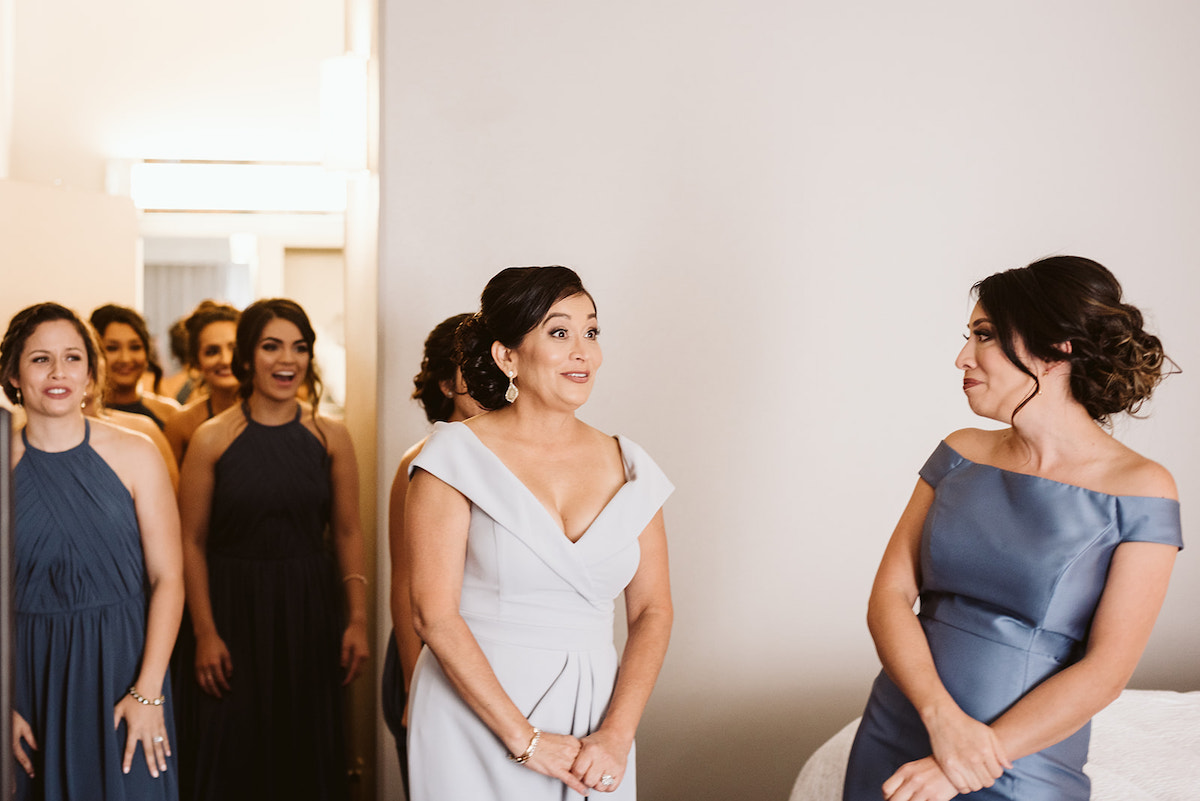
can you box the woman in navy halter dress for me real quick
[3,303,184,798]
[175,299,368,801]
[844,257,1182,801]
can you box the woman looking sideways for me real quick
[406,266,674,800]
[383,312,484,792]
[175,298,368,801]
[843,256,1181,801]
[3,302,184,797]
[164,301,240,464]
[90,304,181,429]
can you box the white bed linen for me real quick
[790,690,1200,801]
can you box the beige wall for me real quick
[378,2,1200,799]
[0,180,138,323]
[8,0,343,191]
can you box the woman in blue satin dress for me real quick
[844,256,1182,801]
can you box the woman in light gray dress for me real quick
[405,266,674,800]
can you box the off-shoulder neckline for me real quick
[938,440,1179,505]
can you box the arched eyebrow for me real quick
[542,311,598,324]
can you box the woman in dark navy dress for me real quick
[175,298,368,801]
[844,256,1182,801]
[3,302,184,798]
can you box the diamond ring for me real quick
[600,774,615,787]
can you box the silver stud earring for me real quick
[504,371,519,403]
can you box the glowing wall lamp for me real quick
[126,160,348,213]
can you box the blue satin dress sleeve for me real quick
[844,441,1182,801]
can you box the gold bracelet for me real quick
[342,573,368,585]
[507,726,541,764]
[128,685,166,706]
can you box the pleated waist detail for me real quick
[17,589,144,618]
[920,592,1079,663]
[463,611,613,652]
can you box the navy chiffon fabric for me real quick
[844,441,1183,801]
[14,422,178,800]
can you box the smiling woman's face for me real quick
[506,292,602,411]
[251,317,310,402]
[100,321,147,392]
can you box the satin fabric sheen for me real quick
[844,441,1182,801]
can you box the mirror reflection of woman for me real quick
[406,266,674,800]
[164,301,240,465]
[844,256,1182,801]
[175,298,368,801]
[383,312,484,793]
[2,302,184,797]
[90,304,181,430]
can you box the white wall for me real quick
[9,0,343,191]
[379,2,1200,799]
[0,180,139,323]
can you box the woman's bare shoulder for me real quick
[189,404,244,452]
[942,427,1006,462]
[90,415,157,453]
[1106,444,1178,500]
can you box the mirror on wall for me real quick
[139,232,348,414]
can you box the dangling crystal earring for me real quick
[14,387,22,406]
[504,371,519,403]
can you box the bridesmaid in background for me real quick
[90,304,181,429]
[175,298,368,801]
[164,301,240,464]
[83,359,180,490]
[844,256,1181,801]
[383,312,484,791]
[3,302,183,797]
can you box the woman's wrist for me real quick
[506,726,542,764]
[590,722,635,751]
[503,723,539,758]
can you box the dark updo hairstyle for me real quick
[168,318,189,368]
[413,313,472,423]
[974,255,1168,425]
[184,300,241,369]
[2,303,101,404]
[456,266,591,411]
[233,298,324,413]
[89,303,165,392]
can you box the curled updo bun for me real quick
[456,266,590,410]
[412,313,471,423]
[975,255,1169,425]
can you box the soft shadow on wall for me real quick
[637,685,861,801]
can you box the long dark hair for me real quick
[233,298,325,426]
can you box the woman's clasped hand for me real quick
[505,727,628,795]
